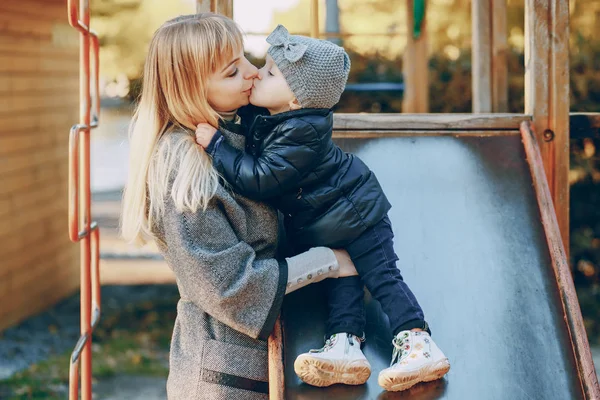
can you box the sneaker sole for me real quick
[378,358,450,392]
[294,354,371,387]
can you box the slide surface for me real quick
[282,135,583,399]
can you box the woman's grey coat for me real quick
[154,123,288,399]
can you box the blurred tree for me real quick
[91,0,194,82]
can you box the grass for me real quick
[0,295,178,399]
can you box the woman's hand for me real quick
[195,123,217,148]
[332,249,358,277]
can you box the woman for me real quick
[120,13,357,399]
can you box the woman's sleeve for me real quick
[163,206,288,341]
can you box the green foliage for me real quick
[0,295,177,399]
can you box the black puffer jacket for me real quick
[210,108,391,250]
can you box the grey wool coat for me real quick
[153,123,288,400]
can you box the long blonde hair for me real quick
[121,13,244,246]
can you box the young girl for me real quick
[196,24,450,392]
[120,15,359,399]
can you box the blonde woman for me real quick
[120,14,357,400]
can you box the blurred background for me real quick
[0,0,599,398]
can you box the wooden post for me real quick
[196,0,233,18]
[403,0,429,113]
[491,0,508,112]
[521,122,600,400]
[472,0,508,113]
[196,0,212,13]
[525,0,570,255]
[268,317,285,400]
[310,0,319,38]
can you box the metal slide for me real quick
[279,132,594,399]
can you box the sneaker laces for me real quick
[310,334,337,353]
[347,332,366,346]
[311,332,365,353]
[390,332,410,367]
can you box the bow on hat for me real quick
[266,24,308,63]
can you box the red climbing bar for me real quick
[67,0,101,399]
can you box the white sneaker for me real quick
[378,330,450,392]
[294,333,371,387]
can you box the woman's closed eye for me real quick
[227,68,238,77]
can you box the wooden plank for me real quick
[7,235,73,279]
[0,203,66,258]
[472,0,492,112]
[196,0,212,13]
[0,127,63,156]
[0,162,67,202]
[0,197,10,219]
[0,0,69,21]
[472,0,508,113]
[0,107,76,132]
[217,0,234,18]
[0,225,49,263]
[332,129,519,139]
[0,282,70,331]
[0,12,56,39]
[332,113,530,130]
[520,122,600,399]
[0,194,65,238]
[0,256,78,328]
[196,0,233,17]
[0,160,65,189]
[525,0,570,255]
[0,278,75,331]
[492,0,508,112]
[0,54,79,74]
[0,76,79,94]
[9,241,75,290]
[0,144,68,177]
[0,92,78,115]
[0,169,40,197]
[2,222,71,274]
[268,317,285,400]
[402,0,429,113]
[0,41,77,61]
[1,234,72,283]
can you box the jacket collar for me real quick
[249,108,332,134]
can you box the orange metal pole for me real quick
[67,0,101,399]
[78,1,92,397]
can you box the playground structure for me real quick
[60,0,600,399]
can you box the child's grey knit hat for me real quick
[266,24,350,109]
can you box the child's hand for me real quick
[195,123,217,148]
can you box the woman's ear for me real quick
[288,98,301,111]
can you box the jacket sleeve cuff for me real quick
[257,259,289,340]
[205,130,224,157]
